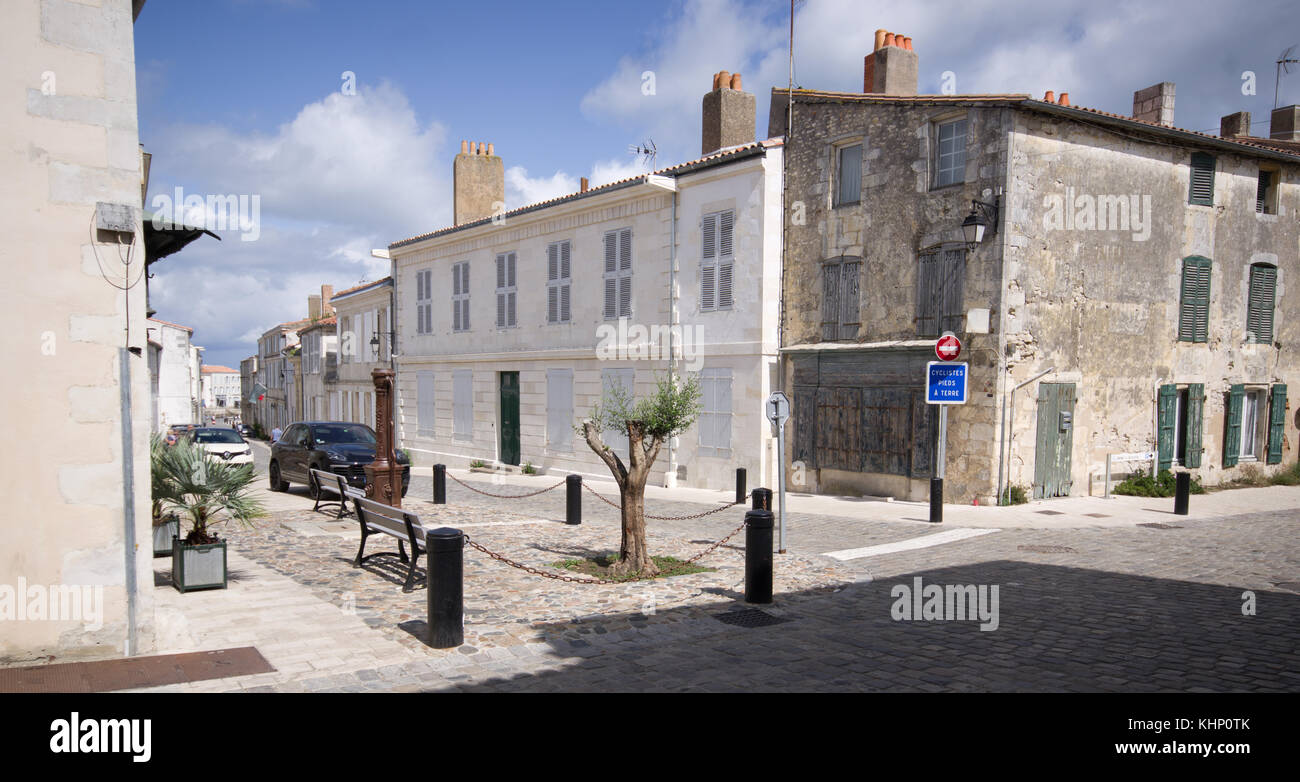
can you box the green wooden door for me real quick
[499,372,520,466]
[1033,383,1077,498]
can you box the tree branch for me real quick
[582,420,627,489]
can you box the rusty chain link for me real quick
[447,472,567,499]
[580,482,743,520]
[462,517,749,586]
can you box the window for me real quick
[698,369,733,458]
[1246,263,1276,343]
[603,228,632,320]
[701,210,734,311]
[452,262,470,332]
[934,119,967,188]
[600,368,634,462]
[547,241,571,323]
[546,369,573,450]
[1158,384,1204,470]
[1240,389,1263,460]
[1257,168,1278,214]
[416,269,432,334]
[836,143,862,205]
[495,252,517,328]
[1188,152,1215,206]
[453,370,473,440]
[1177,256,1211,343]
[821,256,862,341]
[916,247,965,337]
[417,371,435,437]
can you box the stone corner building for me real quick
[772,28,1299,503]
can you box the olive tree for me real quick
[580,372,702,577]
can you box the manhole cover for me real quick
[1017,545,1077,554]
[1085,513,1110,518]
[1036,510,1066,516]
[1273,582,1300,593]
[1138,522,1181,529]
[713,609,789,628]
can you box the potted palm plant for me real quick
[155,438,265,592]
[150,435,182,557]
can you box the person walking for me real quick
[271,426,282,443]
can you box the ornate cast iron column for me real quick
[364,368,402,508]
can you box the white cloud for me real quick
[505,166,579,208]
[590,157,652,187]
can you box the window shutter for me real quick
[916,251,938,337]
[618,276,631,318]
[702,213,716,260]
[508,291,516,327]
[701,264,716,311]
[619,228,631,271]
[604,231,617,273]
[1185,383,1204,468]
[417,371,435,437]
[548,286,558,323]
[1223,384,1244,467]
[604,277,617,320]
[1178,257,1212,343]
[561,284,570,322]
[1188,153,1215,206]
[717,371,732,452]
[561,241,570,279]
[718,260,733,309]
[1247,264,1276,344]
[839,260,860,340]
[546,370,574,450]
[560,241,571,322]
[1267,384,1287,464]
[822,261,841,341]
[1257,171,1271,213]
[1157,384,1177,473]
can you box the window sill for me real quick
[833,200,860,209]
[929,181,966,193]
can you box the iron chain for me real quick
[447,472,567,499]
[581,483,743,520]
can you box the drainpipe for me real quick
[999,366,1054,503]
[118,348,138,656]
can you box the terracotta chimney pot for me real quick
[884,32,896,47]
[460,140,468,154]
[730,72,743,90]
[1044,90,1055,103]
[903,37,913,50]
[718,71,731,90]
[487,143,494,156]
[1058,92,1069,106]
[875,29,887,51]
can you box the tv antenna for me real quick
[1277,45,1299,111]
[628,138,657,170]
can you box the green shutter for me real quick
[1267,384,1287,465]
[1157,385,1177,473]
[1189,153,1215,206]
[1185,383,1204,468]
[1178,257,1211,343]
[1247,264,1276,344]
[1223,384,1244,468]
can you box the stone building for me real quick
[1,0,155,663]
[200,365,241,419]
[388,73,786,490]
[254,318,309,435]
[771,28,1299,503]
[146,317,198,430]
[331,277,393,428]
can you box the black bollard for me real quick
[752,487,772,511]
[566,474,582,525]
[735,467,747,504]
[1174,471,1191,516]
[433,464,446,505]
[744,509,774,604]
[929,478,943,524]
[426,527,464,649]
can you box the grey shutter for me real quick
[417,371,435,436]
[1189,153,1215,206]
[839,260,860,339]
[462,265,469,330]
[495,255,505,328]
[1247,264,1276,344]
[547,286,558,324]
[719,211,734,308]
[701,214,717,311]
[560,241,571,322]
[454,370,473,439]
[508,253,516,327]
[939,249,965,334]
[821,261,840,341]
[603,232,617,319]
[546,369,573,450]
[916,250,939,337]
[619,229,632,317]
[547,244,559,322]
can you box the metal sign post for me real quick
[926,333,968,524]
[766,392,790,554]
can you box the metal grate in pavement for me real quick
[713,609,790,628]
[1036,510,1065,516]
[1017,545,1077,554]
[0,647,274,693]
[1138,522,1181,529]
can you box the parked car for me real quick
[236,423,253,438]
[183,427,255,466]
[268,421,410,498]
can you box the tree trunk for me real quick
[611,421,658,577]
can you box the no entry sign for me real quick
[935,332,962,361]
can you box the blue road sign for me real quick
[926,361,968,405]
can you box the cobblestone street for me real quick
[134,462,1300,693]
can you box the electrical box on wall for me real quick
[966,308,991,334]
[95,202,138,233]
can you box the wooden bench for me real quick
[310,468,360,519]
[352,496,428,592]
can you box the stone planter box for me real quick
[152,516,180,557]
[172,539,228,593]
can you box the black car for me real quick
[268,421,410,497]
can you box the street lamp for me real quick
[961,196,1000,249]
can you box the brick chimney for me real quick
[453,140,505,225]
[321,284,335,317]
[1220,111,1252,138]
[863,28,917,96]
[1271,105,1300,141]
[702,71,756,156]
[1132,82,1175,127]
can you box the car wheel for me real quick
[269,462,289,492]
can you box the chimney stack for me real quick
[321,284,335,316]
[1132,82,1175,127]
[308,294,322,321]
[580,177,589,193]
[701,70,756,156]
[1220,111,1252,138]
[862,28,918,95]
[453,139,505,226]
[1270,105,1300,141]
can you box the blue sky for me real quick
[136,0,1298,371]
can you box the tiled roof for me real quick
[331,277,392,299]
[390,138,783,249]
[297,316,337,335]
[147,317,193,333]
[201,365,238,374]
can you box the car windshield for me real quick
[312,424,376,446]
[192,429,244,444]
